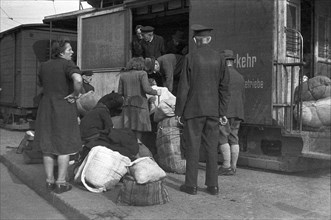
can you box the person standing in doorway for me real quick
[132,25,144,57]
[175,24,230,196]
[140,26,166,59]
[218,49,245,176]
[33,40,83,194]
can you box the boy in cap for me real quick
[218,49,245,175]
[81,70,95,94]
[175,24,230,195]
[140,26,166,59]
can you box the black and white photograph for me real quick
[0,0,330,219]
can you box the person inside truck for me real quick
[33,39,83,194]
[218,49,245,176]
[175,24,230,196]
[144,53,184,96]
[140,26,166,59]
[132,25,144,57]
[166,30,188,55]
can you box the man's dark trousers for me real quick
[183,116,219,187]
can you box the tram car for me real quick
[0,24,77,129]
[42,0,330,171]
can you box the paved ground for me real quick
[0,128,330,220]
[0,163,68,220]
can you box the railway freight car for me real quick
[44,0,330,171]
[0,24,77,129]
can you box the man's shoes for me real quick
[218,166,234,176]
[206,186,219,195]
[179,184,197,195]
[46,182,55,191]
[54,183,72,194]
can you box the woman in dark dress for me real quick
[117,57,161,140]
[33,40,83,194]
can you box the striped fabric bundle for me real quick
[117,175,169,206]
[156,117,186,174]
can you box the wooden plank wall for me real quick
[90,70,121,99]
[17,30,76,108]
[0,34,16,105]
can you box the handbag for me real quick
[74,146,131,193]
[128,157,166,184]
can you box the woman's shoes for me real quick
[46,182,56,191]
[54,183,72,194]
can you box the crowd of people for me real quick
[33,24,245,196]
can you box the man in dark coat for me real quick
[140,26,166,59]
[144,54,184,95]
[175,24,230,195]
[218,49,245,176]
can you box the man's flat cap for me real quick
[81,70,93,76]
[141,26,155,33]
[191,24,213,37]
[221,49,235,60]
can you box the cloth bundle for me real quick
[294,75,331,102]
[128,157,166,184]
[156,117,186,174]
[294,97,331,128]
[153,98,176,123]
[116,175,169,206]
[147,85,176,115]
[116,157,169,206]
[76,91,100,116]
[74,146,131,193]
[294,76,331,128]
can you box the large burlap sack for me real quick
[294,97,331,128]
[117,175,169,206]
[308,76,331,100]
[294,76,331,102]
[128,157,166,184]
[76,91,100,116]
[156,117,186,174]
[74,146,131,193]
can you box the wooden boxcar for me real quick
[44,0,330,171]
[0,24,77,129]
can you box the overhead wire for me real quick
[0,7,22,24]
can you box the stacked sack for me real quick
[153,94,186,174]
[74,146,131,193]
[294,75,331,128]
[117,157,169,206]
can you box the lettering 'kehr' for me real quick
[234,53,257,69]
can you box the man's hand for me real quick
[176,116,184,126]
[219,116,228,126]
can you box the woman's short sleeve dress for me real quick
[118,70,157,132]
[33,58,82,155]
